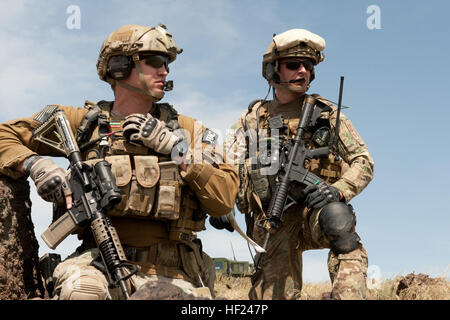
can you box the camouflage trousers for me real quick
[52,248,213,300]
[249,205,368,300]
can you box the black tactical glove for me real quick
[302,183,342,210]
[209,210,235,232]
[123,113,181,154]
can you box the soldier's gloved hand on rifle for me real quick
[302,183,342,210]
[209,210,235,232]
[25,156,73,209]
[123,113,183,155]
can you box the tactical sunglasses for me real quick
[140,54,170,72]
[283,60,314,71]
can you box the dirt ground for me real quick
[213,272,450,300]
[0,176,44,299]
[0,174,448,301]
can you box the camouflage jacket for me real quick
[224,94,374,214]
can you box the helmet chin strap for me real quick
[132,54,165,101]
[288,83,310,93]
[270,60,310,94]
[111,54,165,103]
[271,79,310,94]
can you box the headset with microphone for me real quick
[265,60,314,85]
[107,55,174,91]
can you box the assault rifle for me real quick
[254,77,345,271]
[33,108,139,299]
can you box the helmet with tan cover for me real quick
[97,23,183,101]
[262,29,325,88]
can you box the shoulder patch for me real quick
[343,119,365,146]
[202,128,218,146]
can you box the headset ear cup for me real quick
[265,62,276,81]
[310,67,315,83]
[107,55,133,80]
[265,62,280,83]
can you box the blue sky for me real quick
[0,0,449,283]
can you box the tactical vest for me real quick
[237,95,348,215]
[76,100,206,242]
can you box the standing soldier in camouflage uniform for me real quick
[224,29,374,300]
[0,24,238,300]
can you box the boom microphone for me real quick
[277,78,306,84]
[163,80,174,91]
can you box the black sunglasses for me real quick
[140,54,170,72]
[283,60,314,71]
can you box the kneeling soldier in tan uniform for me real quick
[224,29,374,300]
[0,24,238,300]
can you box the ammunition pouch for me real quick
[155,161,182,220]
[248,165,272,206]
[308,154,344,184]
[90,155,182,220]
[91,155,205,239]
[105,155,158,217]
[168,189,206,241]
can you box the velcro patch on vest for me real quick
[202,128,218,146]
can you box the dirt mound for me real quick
[395,273,449,300]
[0,175,44,299]
[130,278,208,300]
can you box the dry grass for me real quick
[214,273,253,300]
[366,274,450,300]
[213,272,450,300]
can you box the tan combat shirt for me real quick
[0,104,239,247]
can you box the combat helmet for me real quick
[262,29,325,91]
[97,23,183,102]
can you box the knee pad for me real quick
[319,202,360,254]
[59,273,108,300]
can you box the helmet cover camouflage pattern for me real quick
[97,23,182,82]
[262,29,326,83]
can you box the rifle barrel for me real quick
[332,76,344,150]
[255,95,316,271]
